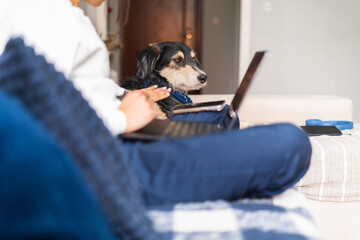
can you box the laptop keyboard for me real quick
[163,121,223,138]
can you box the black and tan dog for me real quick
[120,42,207,118]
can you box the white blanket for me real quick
[147,188,321,240]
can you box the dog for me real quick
[120,42,207,118]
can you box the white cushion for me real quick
[297,123,360,202]
[190,94,353,125]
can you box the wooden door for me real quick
[121,0,203,79]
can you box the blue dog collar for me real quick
[170,90,193,104]
[142,79,149,88]
[138,72,193,104]
[306,119,354,131]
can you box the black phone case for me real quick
[300,126,342,136]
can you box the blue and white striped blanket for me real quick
[148,189,321,240]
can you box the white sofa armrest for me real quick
[189,94,353,125]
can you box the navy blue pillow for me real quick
[0,38,159,239]
[0,92,116,240]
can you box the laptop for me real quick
[120,51,266,141]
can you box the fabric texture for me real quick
[297,123,360,202]
[0,38,159,239]
[123,123,312,206]
[147,188,321,240]
[170,104,239,129]
[0,92,116,240]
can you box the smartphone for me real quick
[172,100,226,115]
[300,126,342,136]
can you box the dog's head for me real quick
[136,42,207,92]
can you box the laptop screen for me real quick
[225,51,266,130]
[231,51,266,111]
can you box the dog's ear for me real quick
[136,43,161,79]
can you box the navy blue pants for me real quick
[122,107,312,206]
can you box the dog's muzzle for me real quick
[197,74,207,84]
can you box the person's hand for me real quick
[140,85,171,102]
[118,91,157,133]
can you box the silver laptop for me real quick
[120,51,266,141]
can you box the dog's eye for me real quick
[174,57,183,64]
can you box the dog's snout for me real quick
[198,74,207,84]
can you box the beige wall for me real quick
[202,0,240,94]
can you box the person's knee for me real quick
[250,124,311,197]
[240,123,312,198]
[274,123,312,179]
[280,123,311,161]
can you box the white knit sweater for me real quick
[0,0,127,134]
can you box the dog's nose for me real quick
[198,74,207,84]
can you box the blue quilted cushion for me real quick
[0,92,116,239]
[0,38,159,239]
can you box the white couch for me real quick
[190,94,359,240]
[190,94,352,126]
